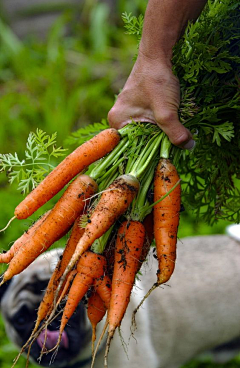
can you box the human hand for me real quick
[108,53,195,150]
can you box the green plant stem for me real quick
[160,135,172,158]
[129,133,163,179]
[97,157,125,183]
[90,137,129,181]
[130,163,156,221]
[91,225,114,254]
[124,136,142,173]
[98,169,119,192]
[2,162,55,169]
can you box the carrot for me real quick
[94,275,112,309]
[34,215,85,332]
[0,211,50,264]
[48,251,107,353]
[154,158,181,285]
[0,174,97,284]
[10,218,83,368]
[55,174,140,299]
[14,128,120,220]
[60,252,107,331]
[56,269,77,307]
[104,220,145,367]
[18,216,84,362]
[88,274,112,353]
[88,291,107,355]
[131,159,181,327]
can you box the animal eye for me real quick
[11,305,33,328]
[16,315,28,325]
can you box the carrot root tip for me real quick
[104,329,115,368]
[0,216,16,233]
[131,282,160,331]
[91,319,108,368]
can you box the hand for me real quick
[108,53,195,149]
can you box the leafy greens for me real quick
[122,0,240,224]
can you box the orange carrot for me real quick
[132,159,181,326]
[14,128,120,220]
[56,174,140,296]
[50,251,107,352]
[1,175,97,284]
[8,218,84,368]
[34,215,85,332]
[94,274,112,309]
[154,158,181,284]
[0,211,50,264]
[88,291,107,354]
[56,269,77,307]
[104,220,145,367]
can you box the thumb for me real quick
[154,110,195,150]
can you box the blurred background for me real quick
[0,0,238,367]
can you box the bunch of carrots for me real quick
[0,122,181,368]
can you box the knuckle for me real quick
[155,110,177,126]
[107,107,117,126]
[170,131,191,147]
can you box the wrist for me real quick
[138,45,173,69]
[134,50,173,77]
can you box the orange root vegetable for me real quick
[8,218,83,368]
[0,211,50,264]
[14,128,120,220]
[154,158,181,285]
[88,291,107,354]
[1,175,97,284]
[34,216,84,332]
[104,220,145,367]
[94,275,112,309]
[131,161,181,327]
[56,174,140,295]
[56,269,77,307]
[51,252,107,352]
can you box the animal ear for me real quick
[0,275,12,307]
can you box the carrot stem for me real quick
[129,133,163,179]
[131,163,156,221]
[98,157,125,184]
[91,225,114,254]
[90,137,129,181]
[98,166,120,193]
[160,134,172,159]
[124,136,143,174]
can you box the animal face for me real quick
[0,249,92,368]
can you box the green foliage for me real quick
[0,129,67,193]
[172,0,240,223]
[64,119,109,147]
[122,0,240,224]
[0,8,136,157]
[182,355,240,368]
[122,12,144,40]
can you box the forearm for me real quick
[139,0,207,63]
[108,0,207,148]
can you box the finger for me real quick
[155,112,195,150]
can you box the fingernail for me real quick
[182,139,196,150]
